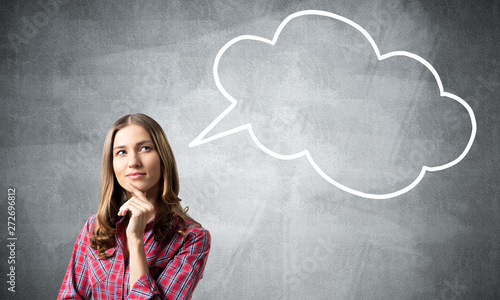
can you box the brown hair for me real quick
[90,113,198,258]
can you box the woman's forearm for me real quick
[128,238,149,288]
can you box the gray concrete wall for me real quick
[1,0,499,299]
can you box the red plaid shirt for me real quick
[58,214,210,300]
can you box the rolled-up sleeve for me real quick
[127,227,211,300]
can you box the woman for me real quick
[58,113,210,300]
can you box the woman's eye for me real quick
[140,146,151,151]
[116,150,126,155]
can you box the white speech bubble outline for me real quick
[189,10,477,199]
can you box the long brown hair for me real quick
[90,113,197,258]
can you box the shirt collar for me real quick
[115,215,126,224]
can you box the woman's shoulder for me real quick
[85,214,98,229]
[70,214,99,247]
[169,216,210,239]
[181,217,208,231]
[77,214,99,238]
[180,217,211,243]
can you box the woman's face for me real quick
[112,124,162,199]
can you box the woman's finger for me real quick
[120,197,153,216]
[127,182,147,200]
[127,201,149,216]
[126,196,153,210]
[118,201,130,216]
[118,197,142,216]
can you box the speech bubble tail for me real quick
[189,102,251,148]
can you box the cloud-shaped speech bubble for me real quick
[189,10,477,199]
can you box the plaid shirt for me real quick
[58,214,210,300]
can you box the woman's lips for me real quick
[126,172,146,179]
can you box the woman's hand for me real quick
[118,182,154,288]
[118,182,155,243]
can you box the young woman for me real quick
[58,113,210,300]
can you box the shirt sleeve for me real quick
[127,227,211,300]
[57,215,94,300]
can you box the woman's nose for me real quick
[128,152,141,167]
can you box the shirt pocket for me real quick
[86,245,116,284]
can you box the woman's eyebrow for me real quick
[113,140,153,151]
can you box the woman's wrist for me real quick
[127,234,149,288]
[127,236,144,248]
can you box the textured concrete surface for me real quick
[0,0,499,299]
